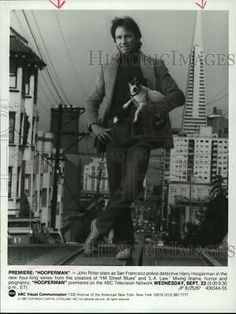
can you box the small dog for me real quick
[123,76,164,123]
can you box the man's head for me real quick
[110,17,142,54]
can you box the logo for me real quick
[8,289,16,297]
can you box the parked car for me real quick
[48,231,65,244]
[157,240,164,247]
[8,218,40,244]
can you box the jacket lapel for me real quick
[140,52,156,90]
[104,53,119,112]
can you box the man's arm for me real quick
[86,65,105,131]
[151,59,185,115]
[86,66,112,143]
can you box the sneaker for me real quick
[115,247,132,260]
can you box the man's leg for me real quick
[105,141,125,196]
[113,207,135,245]
[84,141,151,255]
[120,143,151,201]
[104,141,133,244]
[112,143,151,245]
[96,142,151,237]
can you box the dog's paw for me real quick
[123,100,131,109]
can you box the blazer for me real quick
[86,51,185,151]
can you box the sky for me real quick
[10,10,229,152]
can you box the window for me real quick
[24,66,31,96]
[8,167,13,198]
[43,158,48,173]
[19,112,23,144]
[16,167,21,198]
[23,114,30,147]
[24,175,31,196]
[33,191,38,211]
[41,188,47,207]
[91,179,95,191]
[9,112,16,144]
[10,58,17,89]
[31,117,35,145]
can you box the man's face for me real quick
[114,26,139,54]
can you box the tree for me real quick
[198,193,228,246]
[183,170,228,246]
[209,169,227,200]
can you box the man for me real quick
[85,16,185,259]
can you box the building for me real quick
[9,27,46,217]
[170,127,228,185]
[181,12,207,135]
[207,107,228,138]
[50,106,85,154]
[50,107,85,216]
[167,13,228,239]
[144,149,163,199]
[168,128,228,238]
[35,131,64,230]
[83,157,109,194]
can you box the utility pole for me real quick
[49,105,90,229]
[189,171,192,217]
[160,149,168,232]
[51,104,63,229]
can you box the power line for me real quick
[14,10,88,137]
[206,84,228,104]
[22,10,65,105]
[205,94,228,106]
[38,73,61,106]
[13,10,27,38]
[13,125,55,170]
[54,11,88,99]
[31,11,72,106]
[37,99,51,130]
[14,10,62,107]
[38,79,57,108]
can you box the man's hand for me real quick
[91,124,112,143]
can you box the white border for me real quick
[1,0,236,312]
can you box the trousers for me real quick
[96,121,151,244]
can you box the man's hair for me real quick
[110,16,142,49]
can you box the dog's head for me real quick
[128,76,142,96]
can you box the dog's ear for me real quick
[134,76,140,84]
[128,82,133,89]
[128,76,136,85]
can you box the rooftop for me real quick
[10,27,46,69]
